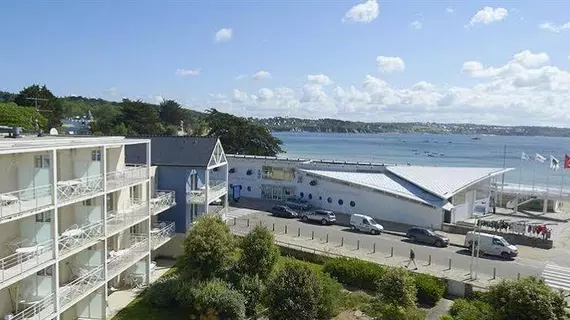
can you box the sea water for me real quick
[273,131,570,187]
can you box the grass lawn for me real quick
[112,296,187,320]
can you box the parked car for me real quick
[405,227,450,247]
[270,205,299,218]
[464,231,518,259]
[349,214,384,235]
[284,197,312,211]
[301,209,336,225]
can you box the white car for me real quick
[464,231,518,259]
[349,214,384,235]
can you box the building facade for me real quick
[0,136,176,320]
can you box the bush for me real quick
[144,276,180,307]
[316,272,344,319]
[239,226,280,280]
[440,315,454,320]
[323,258,385,291]
[365,302,426,320]
[235,275,265,317]
[267,260,321,320]
[413,273,446,306]
[449,299,495,320]
[193,279,246,320]
[376,267,417,308]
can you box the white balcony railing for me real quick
[0,239,53,284]
[107,235,149,279]
[58,220,104,256]
[188,180,228,204]
[106,165,149,191]
[150,191,176,215]
[59,265,105,310]
[150,221,175,250]
[10,293,56,320]
[57,175,104,204]
[106,200,149,235]
[0,185,53,223]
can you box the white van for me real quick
[349,214,384,235]
[464,231,518,259]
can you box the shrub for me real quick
[176,281,199,307]
[235,275,265,317]
[193,279,246,320]
[366,302,426,320]
[239,226,280,280]
[323,258,385,291]
[439,315,454,320]
[413,273,446,306]
[449,298,495,320]
[376,267,417,308]
[144,276,180,307]
[316,272,344,319]
[266,260,321,320]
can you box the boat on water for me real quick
[471,137,481,140]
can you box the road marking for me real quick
[542,264,570,292]
[225,208,257,220]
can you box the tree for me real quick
[14,84,63,129]
[178,215,235,280]
[192,279,246,320]
[159,99,185,126]
[120,99,165,135]
[205,109,284,156]
[0,102,47,130]
[376,267,417,308]
[486,276,568,320]
[267,260,321,320]
[239,226,280,280]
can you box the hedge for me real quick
[412,273,446,306]
[323,258,386,291]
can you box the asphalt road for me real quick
[229,210,547,281]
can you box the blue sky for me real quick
[1,1,570,125]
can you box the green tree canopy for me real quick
[205,109,284,156]
[178,215,235,280]
[120,99,165,135]
[376,267,417,308]
[238,226,280,280]
[14,85,63,129]
[0,102,47,130]
[159,99,185,126]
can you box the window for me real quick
[82,199,93,206]
[261,166,295,181]
[308,194,313,200]
[327,197,332,203]
[37,266,53,276]
[247,186,251,191]
[338,199,343,205]
[91,149,101,161]
[300,192,304,198]
[350,201,355,207]
[492,238,505,246]
[319,196,322,200]
[35,212,51,222]
[362,218,369,225]
[34,155,51,168]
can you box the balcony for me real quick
[9,293,56,320]
[188,180,228,204]
[106,200,149,236]
[150,191,176,215]
[57,175,104,205]
[106,165,149,191]
[58,220,104,258]
[59,265,105,312]
[0,185,53,223]
[107,235,149,279]
[150,221,175,250]
[0,239,53,285]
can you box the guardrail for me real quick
[0,239,53,283]
[150,221,175,250]
[188,181,228,204]
[106,201,149,235]
[59,220,104,256]
[57,175,104,204]
[59,265,105,310]
[0,185,53,222]
[151,191,176,215]
[107,235,149,279]
[107,165,149,190]
[10,293,56,320]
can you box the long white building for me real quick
[227,155,513,229]
[0,135,176,320]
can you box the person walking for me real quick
[406,248,417,270]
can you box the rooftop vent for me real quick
[7,127,23,138]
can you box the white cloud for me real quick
[176,68,200,76]
[410,20,423,30]
[342,0,379,24]
[539,22,570,33]
[257,88,274,102]
[232,89,249,103]
[376,56,405,73]
[446,8,454,13]
[252,70,272,80]
[106,87,119,96]
[215,28,233,42]
[462,50,549,78]
[308,74,333,86]
[468,7,508,26]
[300,84,328,103]
[235,74,248,80]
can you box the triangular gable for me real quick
[207,139,228,169]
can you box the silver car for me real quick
[301,210,336,225]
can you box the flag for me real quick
[550,155,560,170]
[535,153,546,163]
[521,152,530,160]
[565,154,570,169]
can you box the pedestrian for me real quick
[406,248,417,270]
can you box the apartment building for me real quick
[0,135,176,320]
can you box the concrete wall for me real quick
[0,153,18,193]
[106,146,125,173]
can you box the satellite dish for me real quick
[49,128,59,135]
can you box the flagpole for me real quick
[560,170,565,199]
[532,161,536,193]
[516,155,524,213]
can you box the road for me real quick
[228,209,547,282]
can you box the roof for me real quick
[386,166,514,199]
[0,135,148,155]
[299,169,447,208]
[125,136,219,167]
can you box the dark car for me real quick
[270,205,299,218]
[405,227,449,247]
[284,197,312,211]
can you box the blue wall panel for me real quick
[156,166,189,233]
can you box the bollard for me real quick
[297,227,301,237]
[259,221,262,227]
[326,233,329,243]
[448,258,452,270]
[233,217,236,226]
[373,243,376,253]
[493,268,496,280]
[390,246,394,257]
[247,219,250,227]
[357,240,360,250]
[272,223,275,232]
[517,273,520,280]
[285,225,288,234]
[311,230,314,240]
[341,237,344,246]
[428,255,431,266]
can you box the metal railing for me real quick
[188,180,228,204]
[0,239,54,283]
[59,265,105,310]
[0,185,53,222]
[150,190,176,215]
[56,175,104,204]
[150,221,175,250]
[106,165,149,191]
[58,220,104,256]
[10,293,56,320]
[106,200,149,235]
[107,235,149,279]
